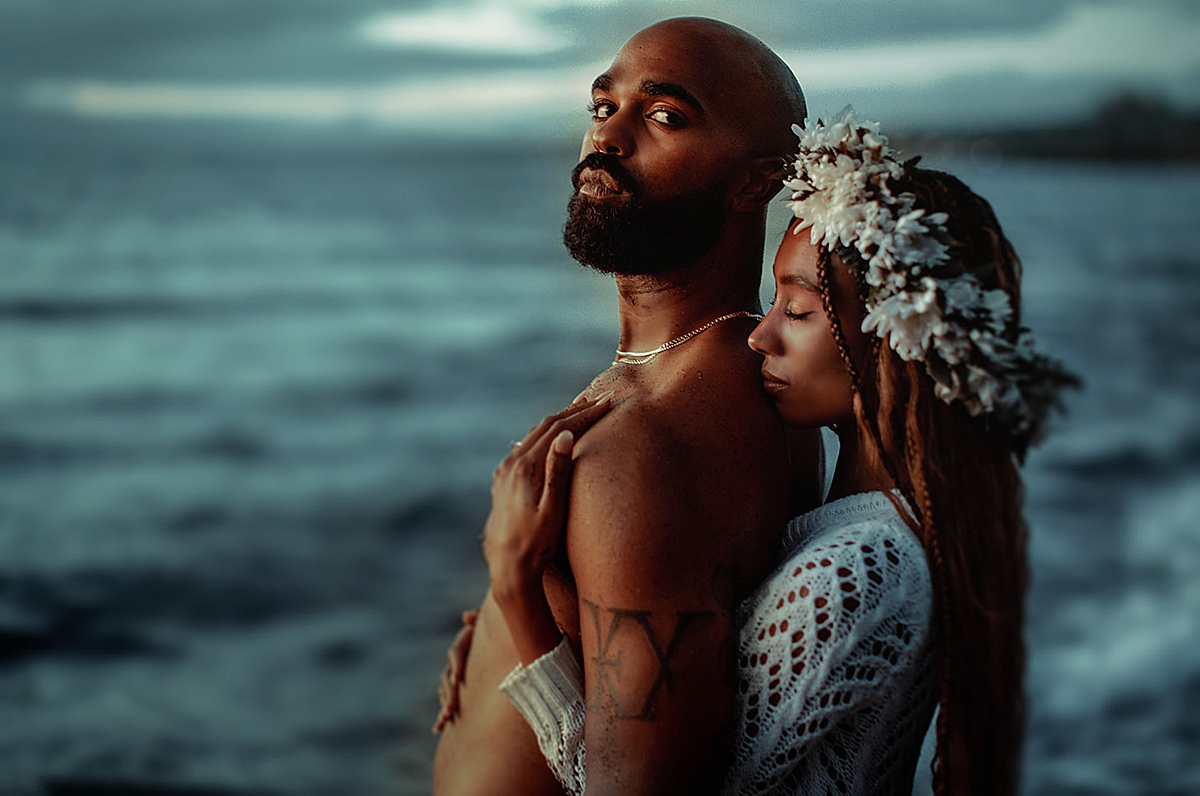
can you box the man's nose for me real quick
[589,109,634,157]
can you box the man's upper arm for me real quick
[565,415,749,795]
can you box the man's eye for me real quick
[648,107,684,126]
[587,101,615,120]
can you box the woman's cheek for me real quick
[776,326,855,428]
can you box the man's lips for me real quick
[761,368,789,393]
[577,167,628,199]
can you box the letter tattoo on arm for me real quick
[583,599,715,721]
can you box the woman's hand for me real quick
[432,609,478,734]
[482,394,612,663]
[482,394,612,594]
[432,395,612,731]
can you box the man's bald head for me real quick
[565,18,806,275]
[623,17,806,157]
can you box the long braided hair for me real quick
[809,166,1029,796]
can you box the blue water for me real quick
[1,122,1198,795]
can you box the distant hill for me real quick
[895,93,1200,163]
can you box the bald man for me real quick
[433,18,815,796]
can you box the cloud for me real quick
[359,5,573,56]
[24,65,603,132]
[357,0,625,56]
[20,2,1200,134]
[779,2,1200,91]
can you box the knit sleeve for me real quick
[729,520,933,791]
[497,637,587,796]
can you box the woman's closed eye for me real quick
[769,299,814,321]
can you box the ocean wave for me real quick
[381,488,489,537]
[0,427,273,470]
[0,567,325,667]
[1043,429,1200,483]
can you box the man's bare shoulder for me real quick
[586,329,784,457]
[566,336,790,594]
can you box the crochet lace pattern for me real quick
[500,491,937,795]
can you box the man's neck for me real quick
[613,227,765,353]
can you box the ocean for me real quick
[1,119,1198,795]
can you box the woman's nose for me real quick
[747,314,776,356]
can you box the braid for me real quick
[816,248,862,390]
[804,165,1030,796]
[819,249,910,523]
[819,245,960,795]
[906,384,955,796]
[820,248,912,520]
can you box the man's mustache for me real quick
[570,153,640,197]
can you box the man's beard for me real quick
[563,153,727,276]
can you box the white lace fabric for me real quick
[498,636,588,790]
[499,491,937,795]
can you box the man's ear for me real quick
[729,156,787,213]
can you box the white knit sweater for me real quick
[499,491,937,795]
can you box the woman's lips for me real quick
[761,369,789,393]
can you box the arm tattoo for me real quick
[583,599,715,721]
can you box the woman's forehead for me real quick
[774,232,821,288]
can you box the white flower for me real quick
[980,289,1012,333]
[964,364,1020,415]
[934,376,964,405]
[784,108,1072,444]
[889,209,949,267]
[931,325,973,365]
[861,278,943,361]
[942,277,980,312]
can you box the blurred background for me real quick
[1,1,1198,794]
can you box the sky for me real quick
[4,0,1200,139]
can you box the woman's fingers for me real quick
[493,396,613,498]
[433,690,457,733]
[569,387,594,406]
[447,622,473,682]
[432,610,479,733]
[483,395,612,579]
[538,429,576,519]
[514,393,613,451]
[517,397,612,473]
[433,672,455,732]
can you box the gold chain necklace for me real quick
[612,310,762,365]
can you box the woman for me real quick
[444,111,1076,795]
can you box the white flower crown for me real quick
[783,107,1075,447]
